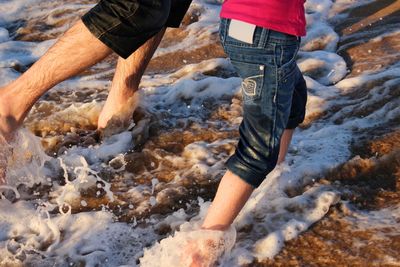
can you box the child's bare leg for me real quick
[201,170,254,230]
[277,129,295,164]
[201,128,295,230]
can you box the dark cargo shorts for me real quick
[82,0,192,58]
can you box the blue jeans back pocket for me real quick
[230,60,264,103]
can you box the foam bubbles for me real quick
[0,28,9,43]
[4,129,50,187]
[140,224,236,267]
[298,51,347,85]
[301,22,339,52]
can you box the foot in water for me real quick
[183,227,236,267]
[0,89,22,141]
[97,89,139,137]
[0,90,20,184]
[186,238,220,267]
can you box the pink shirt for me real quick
[220,0,306,37]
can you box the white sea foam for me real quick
[0,28,9,43]
[0,39,54,68]
[141,224,237,267]
[0,200,157,266]
[300,21,339,52]
[298,50,348,85]
[3,129,51,187]
[154,0,222,57]
[0,68,19,86]
[0,0,36,25]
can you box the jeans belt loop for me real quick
[258,27,269,48]
[223,18,230,46]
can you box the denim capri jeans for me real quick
[220,18,307,188]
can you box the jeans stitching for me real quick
[279,45,284,67]
[258,28,267,48]
[270,44,279,151]
[222,18,229,46]
[271,67,278,151]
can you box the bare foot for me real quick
[97,89,139,137]
[0,89,22,141]
[184,237,225,267]
[0,88,21,184]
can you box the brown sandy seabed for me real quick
[3,0,400,266]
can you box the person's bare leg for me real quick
[0,20,112,138]
[193,129,296,265]
[277,128,295,164]
[201,170,254,230]
[98,28,166,134]
[201,129,295,230]
[185,170,253,266]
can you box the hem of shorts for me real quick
[81,16,131,59]
[81,15,102,38]
[99,35,132,59]
[225,155,267,188]
[166,22,181,28]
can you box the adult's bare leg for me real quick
[98,28,166,133]
[0,20,112,138]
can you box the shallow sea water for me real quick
[0,0,399,266]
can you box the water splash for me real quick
[2,129,50,187]
[140,223,237,267]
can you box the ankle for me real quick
[112,86,139,102]
[0,89,24,134]
[201,223,230,231]
[0,91,13,116]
